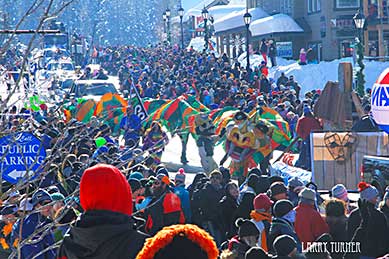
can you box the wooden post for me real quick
[338,62,353,129]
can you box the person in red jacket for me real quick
[294,188,329,250]
[296,106,322,140]
[295,106,322,170]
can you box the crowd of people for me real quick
[0,42,387,259]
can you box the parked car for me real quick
[45,57,75,80]
[68,79,119,101]
[361,155,389,196]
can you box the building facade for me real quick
[363,0,389,58]
[255,0,363,61]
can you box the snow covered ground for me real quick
[269,57,389,97]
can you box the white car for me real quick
[69,79,120,101]
[45,58,76,80]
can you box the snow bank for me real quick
[269,58,389,96]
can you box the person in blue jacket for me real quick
[120,106,142,148]
[12,189,56,259]
[173,169,191,223]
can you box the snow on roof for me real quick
[249,14,304,37]
[208,5,245,21]
[180,0,241,22]
[214,7,269,34]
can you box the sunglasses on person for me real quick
[153,180,161,186]
[210,176,222,181]
[40,200,52,206]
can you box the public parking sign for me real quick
[0,132,46,184]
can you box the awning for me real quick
[249,14,304,37]
[214,7,269,34]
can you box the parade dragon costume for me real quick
[220,111,272,178]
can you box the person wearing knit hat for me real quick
[128,178,145,212]
[51,192,65,216]
[288,177,305,207]
[273,235,297,258]
[294,188,329,249]
[129,171,144,181]
[136,224,219,259]
[331,184,349,202]
[245,247,270,259]
[358,181,379,204]
[250,193,273,251]
[144,172,185,235]
[238,174,259,203]
[295,102,322,170]
[268,200,302,254]
[331,183,356,214]
[58,164,147,259]
[173,168,191,222]
[269,181,288,202]
[345,182,389,258]
[174,168,186,185]
[228,218,260,259]
[12,188,56,258]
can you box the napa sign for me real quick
[371,68,389,133]
[0,132,46,184]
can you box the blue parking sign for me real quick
[0,132,46,184]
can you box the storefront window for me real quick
[335,0,360,9]
[368,30,379,57]
[340,40,354,57]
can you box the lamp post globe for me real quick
[353,9,365,30]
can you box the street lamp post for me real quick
[162,12,167,42]
[243,11,252,75]
[166,8,171,44]
[353,9,366,96]
[163,12,167,32]
[178,7,184,49]
[202,7,209,51]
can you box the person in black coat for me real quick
[58,164,148,259]
[351,104,380,132]
[219,182,239,239]
[346,182,389,258]
[234,191,255,222]
[260,75,271,94]
[268,200,302,254]
[197,170,225,246]
[277,72,288,87]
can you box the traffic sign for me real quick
[0,132,46,184]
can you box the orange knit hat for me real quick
[136,224,219,259]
